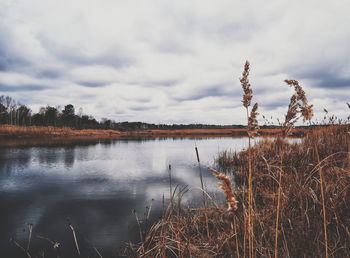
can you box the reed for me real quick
[69,223,81,256]
[128,125,349,257]
[128,63,349,257]
[274,79,314,258]
[240,60,259,258]
[208,167,238,211]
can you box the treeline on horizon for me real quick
[0,95,318,131]
[0,95,252,131]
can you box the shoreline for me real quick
[0,127,306,147]
[0,125,307,147]
[0,125,307,139]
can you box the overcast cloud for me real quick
[0,0,349,124]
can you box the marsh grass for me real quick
[124,125,350,257]
[126,62,350,257]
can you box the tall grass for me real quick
[240,60,259,258]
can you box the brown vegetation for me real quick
[123,62,349,257]
[123,128,307,137]
[0,125,307,143]
[0,125,121,138]
[124,125,350,257]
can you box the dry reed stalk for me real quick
[234,215,240,257]
[274,166,283,258]
[274,79,314,257]
[93,246,103,258]
[208,167,238,211]
[133,210,144,245]
[69,224,81,256]
[315,144,329,258]
[26,223,33,252]
[240,60,258,258]
[11,238,32,258]
[195,145,206,207]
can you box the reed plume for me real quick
[240,61,252,108]
[282,79,313,135]
[209,167,238,211]
[248,103,259,137]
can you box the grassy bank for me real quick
[124,128,306,137]
[124,125,350,257]
[0,125,122,138]
[0,125,307,140]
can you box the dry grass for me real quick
[125,125,350,257]
[209,168,238,211]
[0,125,308,141]
[0,125,121,137]
[124,61,349,257]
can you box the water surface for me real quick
[0,137,257,257]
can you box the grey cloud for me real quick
[36,69,63,79]
[76,81,110,88]
[1,0,349,124]
[293,69,350,89]
[59,51,133,68]
[174,84,240,102]
[135,79,182,87]
[39,36,135,69]
[0,44,29,72]
[0,83,45,92]
[263,101,289,109]
[318,76,350,89]
[128,105,158,112]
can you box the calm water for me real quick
[0,137,258,257]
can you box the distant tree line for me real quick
[1,95,278,131]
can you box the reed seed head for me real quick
[283,79,313,135]
[209,167,238,211]
[248,103,259,137]
[240,61,252,108]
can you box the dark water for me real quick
[0,137,256,257]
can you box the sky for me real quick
[0,0,349,125]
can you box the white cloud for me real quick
[0,0,349,124]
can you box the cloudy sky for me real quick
[0,0,349,124]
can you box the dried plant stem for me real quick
[234,215,240,258]
[274,165,283,258]
[315,144,329,258]
[245,105,254,258]
[168,164,173,205]
[195,146,206,207]
[69,224,81,256]
[12,239,32,258]
[133,211,144,244]
[93,246,103,258]
[26,223,33,252]
[248,134,254,258]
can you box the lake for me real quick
[0,136,258,257]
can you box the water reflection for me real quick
[0,137,259,257]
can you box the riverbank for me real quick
[0,125,122,138]
[124,125,350,257]
[0,125,307,140]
